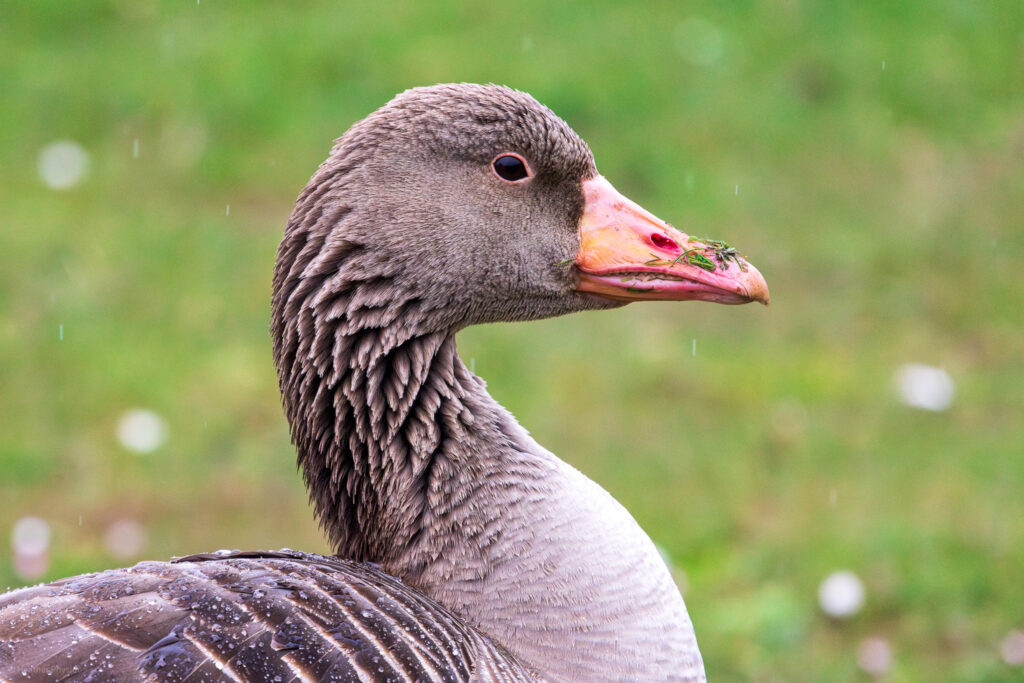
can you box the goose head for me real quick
[274,83,768,345]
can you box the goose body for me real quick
[1,84,768,681]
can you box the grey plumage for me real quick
[0,550,530,681]
[1,84,713,681]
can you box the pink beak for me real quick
[574,175,770,306]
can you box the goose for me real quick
[0,84,769,682]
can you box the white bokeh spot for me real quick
[11,516,51,555]
[818,570,865,618]
[11,516,52,581]
[895,363,955,412]
[1002,630,1024,666]
[117,408,169,454]
[38,140,90,190]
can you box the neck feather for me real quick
[275,270,480,562]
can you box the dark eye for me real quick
[492,153,531,182]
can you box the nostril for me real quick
[650,233,679,251]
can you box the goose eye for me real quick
[492,154,530,182]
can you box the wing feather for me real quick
[0,551,534,682]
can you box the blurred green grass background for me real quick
[2,1,1023,680]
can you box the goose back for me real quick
[0,550,532,682]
